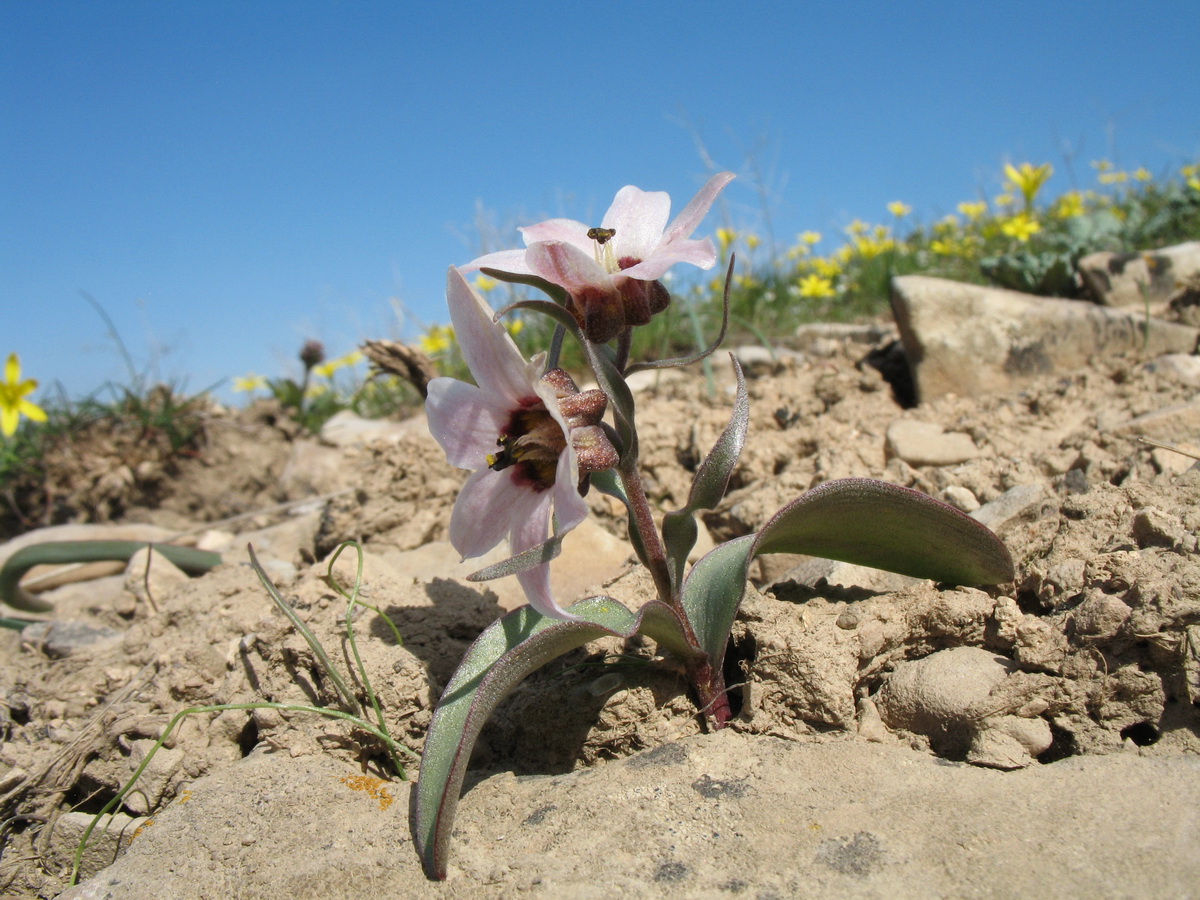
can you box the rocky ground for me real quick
[1,275,1199,898]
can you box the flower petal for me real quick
[4,354,18,385]
[19,399,46,424]
[426,378,511,469]
[620,236,718,280]
[519,218,592,252]
[602,186,671,260]
[445,267,538,406]
[525,241,611,295]
[449,468,529,559]
[510,489,585,621]
[458,249,533,275]
[661,172,735,244]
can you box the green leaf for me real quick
[662,355,748,588]
[679,534,756,668]
[679,478,1014,678]
[753,477,1015,584]
[0,541,222,613]
[414,596,694,880]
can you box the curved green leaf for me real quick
[680,477,1014,679]
[679,534,756,667]
[479,267,573,308]
[414,595,694,880]
[0,541,222,613]
[662,355,747,588]
[753,477,1015,584]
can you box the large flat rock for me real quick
[60,733,1199,899]
[890,275,1199,402]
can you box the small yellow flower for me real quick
[813,257,843,279]
[1092,159,1114,173]
[505,318,524,337]
[887,201,912,218]
[0,353,47,436]
[233,374,268,393]
[797,274,837,298]
[744,233,761,250]
[800,230,822,245]
[419,324,455,355]
[474,275,498,293]
[957,201,987,220]
[1133,167,1152,183]
[1053,191,1085,219]
[1000,213,1041,242]
[312,352,361,379]
[930,239,957,255]
[993,193,1015,208]
[1098,170,1129,185]
[1004,162,1054,207]
[716,228,736,250]
[845,219,869,236]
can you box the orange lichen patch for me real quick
[176,789,193,805]
[131,817,156,841]
[338,774,395,811]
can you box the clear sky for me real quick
[3,0,1198,403]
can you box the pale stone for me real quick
[319,409,429,447]
[1077,241,1200,307]
[1142,352,1200,386]
[779,556,923,594]
[46,811,150,882]
[885,419,979,466]
[970,484,1053,533]
[124,547,190,609]
[375,517,633,613]
[890,275,1200,403]
[941,485,980,513]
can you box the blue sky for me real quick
[3,0,1198,403]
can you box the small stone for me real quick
[21,620,123,658]
[1072,592,1131,638]
[941,485,980,513]
[885,419,979,467]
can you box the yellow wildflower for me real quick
[993,193,1015,208]
[1000,213,1041,242]
[474,275,499,293]
[957,201,987,220]
[233,374,268,393]
[1133,167,1152,183]
[930,238,957,256]
[797,274,837,298]
[0,353,47,436]
[800,230,822,245]
[813,257,842,279]
[716,228,736,250]
[1004,162,1054,207]
[1053,191,1085,219]
[845,219,869,236]
[1092,159,1114,173]
[1098,171,1129,185]
[313,351,363,379]
[419,324,455,355]
[505,318,524,337]
[744,233,761,250]
[887,201,912,218]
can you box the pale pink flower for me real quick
[464,172,735,342]
[426,268,614,620]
